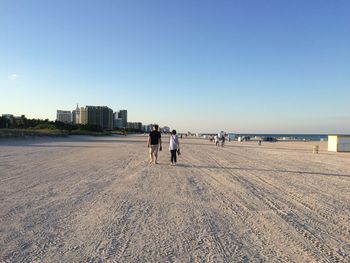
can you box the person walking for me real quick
[169,129,180,166]
[217,131,226,147]
[214,135,219,147]
[147,124,162,165]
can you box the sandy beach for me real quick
[0,135,349,262]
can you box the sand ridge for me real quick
[0,135,349,262]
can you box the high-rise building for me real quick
[85,106,113,130]
[126,122,142,131]
[113,112,122,129]
[114,118,123,129]
[118,110,127,128]
[72,104,80,124]
[115,118,123,129]
[79,107,88,125]
[142,124,152,133]
[56,110,72,123]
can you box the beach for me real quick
[0,135,349,262]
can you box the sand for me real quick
[0,135,349,262]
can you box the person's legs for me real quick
[150,145,158,164]
[152,145,159,164]
[170,150,176,164]
[149,147,153,164]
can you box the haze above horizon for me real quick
[1,0,349,133]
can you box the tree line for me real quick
[0,115,104,132]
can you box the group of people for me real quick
[210,131,226,147]
[147,126,228,166]
[147,125,180,166]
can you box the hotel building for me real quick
[85,106,113,130]
[56,110,72,123]
[117,110,127,128]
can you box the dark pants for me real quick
[170,150,177,163]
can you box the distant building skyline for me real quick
[55,105,151,131]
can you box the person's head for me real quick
[153,124,159,131]
[171,129,176,135]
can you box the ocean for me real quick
[228,134,328,141]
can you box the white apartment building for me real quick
[56,110,72,123]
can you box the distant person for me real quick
[169,129,180,166]
[218,131,224,147]
[147,125,162,165]
[214,135,219,146]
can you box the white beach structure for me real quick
[328,135,350,152]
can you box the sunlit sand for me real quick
[1,135,349,262]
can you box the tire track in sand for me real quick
[203,152,348,262]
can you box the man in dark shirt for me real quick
[147,124,162,164]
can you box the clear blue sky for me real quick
[1,0,349,133]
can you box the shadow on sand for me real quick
[175,163,350,178]
[180,141,316,152]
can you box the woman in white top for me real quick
[169,129,180,165]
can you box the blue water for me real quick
[228,134,328,141]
